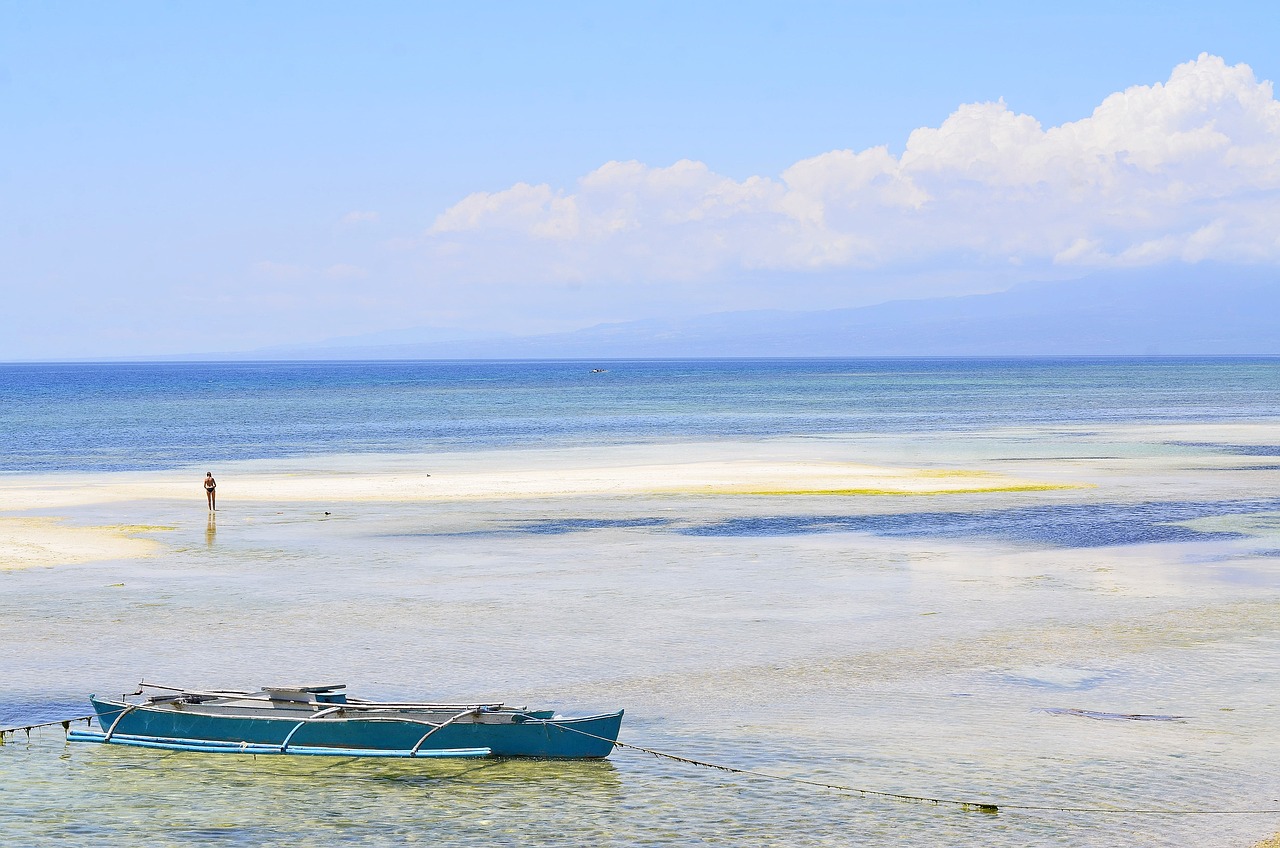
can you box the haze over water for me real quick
[3,358,1280,847]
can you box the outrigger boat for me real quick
[68,683,623,759]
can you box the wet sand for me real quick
[0,439,1079,569]
[0,517,163,570]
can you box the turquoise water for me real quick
[1,358,1276,471]
[3,359,1280,846]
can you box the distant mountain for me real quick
[237,264,1280,359]
[251,325,511,356]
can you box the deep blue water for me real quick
[0,358,1277,472]
[423,498,1280,549]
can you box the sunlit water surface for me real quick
[3,360,1280,846]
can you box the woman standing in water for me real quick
[204,472,216,511]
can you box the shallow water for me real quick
[3,361,1280,846]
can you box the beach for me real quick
[0,437,1090,570]
[11,4,1280,841]
[3,362,1280,846]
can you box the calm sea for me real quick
[1,357,1276,471]
[3,357,1280,847]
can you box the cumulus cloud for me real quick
[425,54,1280,288]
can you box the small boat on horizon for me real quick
[69,683,623,759]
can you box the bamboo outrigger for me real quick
[69,683,623,759]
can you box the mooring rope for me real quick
[0,715,94,739]
[542,720,1280,817]
[6,713,1280,816]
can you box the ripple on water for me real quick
[7,419,1280,845]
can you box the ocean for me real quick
[1,358,1277,472]
[2,358,1279,847]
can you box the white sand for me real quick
[12,419,1280,571]
[0,517,165,571]
[0,441,1078,570]
[0,451,1073,511]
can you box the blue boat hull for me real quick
[78,697,622,759]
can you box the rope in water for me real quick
[546,721,1280,816]
[0,716,94,738]
[7,713,1280,816]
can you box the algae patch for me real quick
[112,524,178,534]
[711,484,1084,497]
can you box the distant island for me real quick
[156,263,1279,360]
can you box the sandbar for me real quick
[0,447,1078,511]
[0,440,1081,570]
[0,517,164,571]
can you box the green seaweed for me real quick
[705,484,1084,496]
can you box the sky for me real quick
[2,1,1279,359]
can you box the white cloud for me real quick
[424,54,1280,289]
[341,210,380,225]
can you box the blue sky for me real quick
[2,1,1278,358]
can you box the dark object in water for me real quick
[1041,707,1187,722]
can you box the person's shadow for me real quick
[206,512,216,548]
